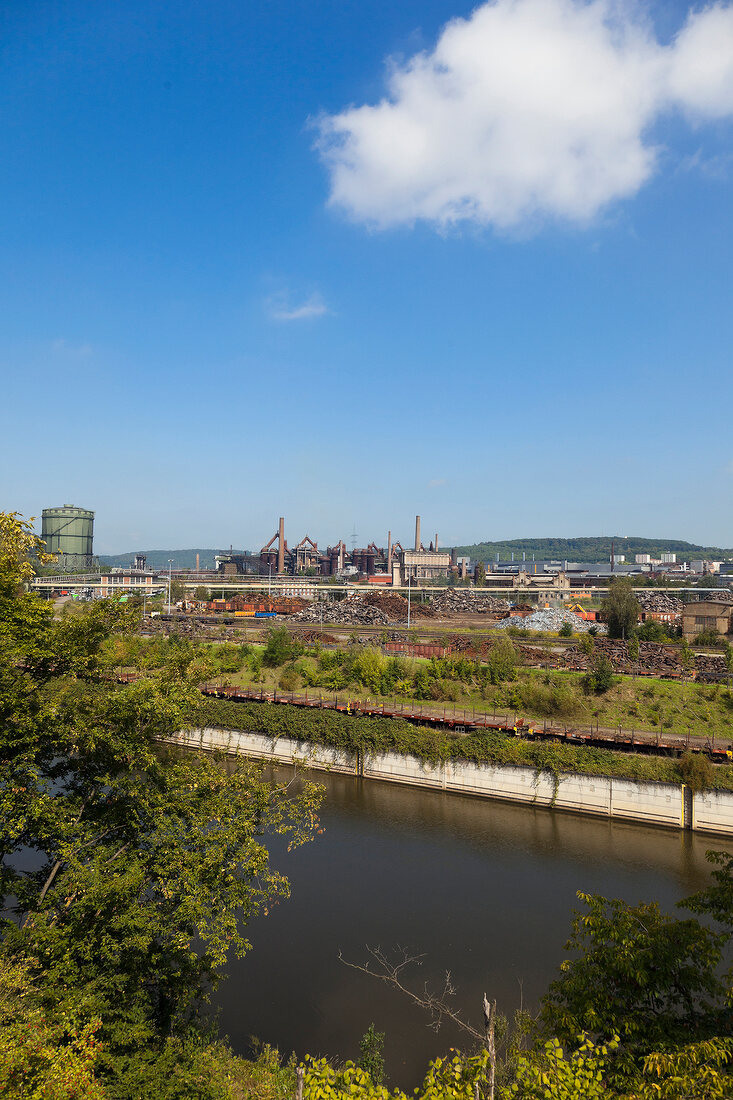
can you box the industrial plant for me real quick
[216,515,458,583]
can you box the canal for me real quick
[214,764,733,1088]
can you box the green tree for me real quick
[487,637,517,684]
[0,513,322,1092]
[193,586,210,601]
[583,654,615,694]
[262,624,295,667]
[559,621,573,638]
[540,893,724,1087]
[358,1023,386,1086]
[600,579,640,640]
[474,562,486,587]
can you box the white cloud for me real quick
[51,338,93,357]
[428,477,447,487]
[315,0,733,231]
[267,292,330,322]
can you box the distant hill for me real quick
[98,549,247,571]
[453,536,733,564]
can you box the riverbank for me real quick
[198,697,733,789]
[176,701,733,835]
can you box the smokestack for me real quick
[435,533,438,552]
[278,517,285,575]
[196,553,200,572]
[387,530,392,568]
[415,515,421,552]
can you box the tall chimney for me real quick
[278,517,285,575]
[415,515,421,552]
[196,553,200,572]
[387,530,392,568]
[435,533,438,552]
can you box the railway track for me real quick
[194,681,733,763]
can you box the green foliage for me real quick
[352,648,388,693]
[262,625,302,667]
[278,664,300,691]
[199,696,719,790]
[505,1034,618,1100]
[0,955,105,1099]
[302,1048,490,1100]
[637,619,672,643]
[0,513,322,1095]
[583,654,615,694]
[634,1038,733,1100]
[559,621,573,638]
[578,633,594,657]
[600,579,641,640]
[358,1024,386,1086]
[696,629,722,646]
[679,751,714,793]
[486,637,517,684]
[473,562,486,587]
[540,893,724,1086]
[519,679,584,719]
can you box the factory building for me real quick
[216,515,452,583]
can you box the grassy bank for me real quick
[198,697,733,791]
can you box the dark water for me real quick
[214,767,733,1088]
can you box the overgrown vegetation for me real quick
[199,697,733,790]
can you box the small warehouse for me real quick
[682,600,733,641]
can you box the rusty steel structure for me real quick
[216,515,452,582]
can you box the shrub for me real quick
[559,621,573,637]
[521,680,584,719]
[263,625,295,667]
[351,648,387,692]
[278,665,300,691]
[583,655,615,694]
[487,637,517,684]
[637,619,671,642]
[357,1024,385,1086]
[679,752,714,792]
[695,629,721,646]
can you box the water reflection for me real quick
[215,765,733,1089]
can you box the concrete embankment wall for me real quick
[168,726,733,838]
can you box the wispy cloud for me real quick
[428,478,447,488]
[315,0,733,232]
[267,292,330,322]
[51,338,93,357]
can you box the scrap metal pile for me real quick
[636,591,683,614]
[557,638,728,682]
[292,591,434,626]
[428,589,510,615]
[494,608,606,634]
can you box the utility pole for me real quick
[167,560,173,613]
[407,572,411,629]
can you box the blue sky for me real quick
[2,0,732,553]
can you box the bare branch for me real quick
[339,945,485,1044]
